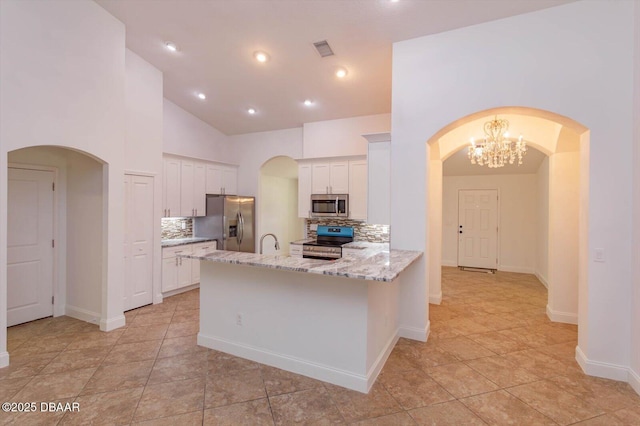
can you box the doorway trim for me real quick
[8,163,61,318]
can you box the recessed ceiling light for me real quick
[197,93,206,100]
[304,99,313,106]
[165,42,177,52]
[391,0,400,3]
[335,67,348,78]
[253,51,270,63]
[247,108,256,114]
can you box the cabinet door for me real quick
[178,256,192,288]
[180,160,195,216]
[367,142,391,225]
[163,157,181,217]
[348,160,367,220]
[298,164,312,218]
[311,163,331,194]
[162,256,178,292]
[206,164,223,194]
[193,162,206,216]
[222,167,237,195]
[329,161,349,194]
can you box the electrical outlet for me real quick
[594,248,605,263]
[181,221,186,230]
[310,224,318,231]
[236,313,243,326]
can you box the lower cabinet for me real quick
[162,241,217,293]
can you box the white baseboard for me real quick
[535,271,549,288]
[441,260,457,267]
[0,351,9,368]
[398,321,429,342]
[163,283,199,298]
[66,305,101,325]
[575,345,630,382]
[99,314,126,332]
[629,367,640,396]
[498,265,535,274]
[429,291,442,305]
[199,332,389,393]
[365,332,400,392]
[546,304,578,325]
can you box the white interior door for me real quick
[7,168,54,326]
[458,189,498,269]
[124,174,154,310]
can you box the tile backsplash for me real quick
[161,218,193,240]
[305,218,390,243]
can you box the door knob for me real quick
[459,230,463,234]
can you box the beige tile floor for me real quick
[2,267,639,425]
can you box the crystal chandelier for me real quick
[467,116,527,168]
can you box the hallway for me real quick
[1,268,639,424]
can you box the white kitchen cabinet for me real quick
[298,164,312,218]
[191,241,217,284]
[163,157,181,217]
[364,133,391,225]
[289,244,303,258]
[206,163,237,195]
[193,162,206,216]
[348,159,367,220]
[162,245,192,292]
[312,161,349,194]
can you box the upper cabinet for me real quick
[163,155,238,217]
[311,161,349,194]
[206,163,237,195]
[298,156,366,219]
[363,133,391,225]
[163,157,181,218]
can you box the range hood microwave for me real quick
[310,194,348,218]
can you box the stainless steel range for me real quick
[303,226,354,260]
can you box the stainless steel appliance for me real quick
[194,195,255,252]
[303,226,354,260]
[310,194,349,218]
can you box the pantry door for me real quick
[457,189,498,269]
[123,174,154,311]
[7,167,54,326]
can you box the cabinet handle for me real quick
[195,208,198,216]
[175,257,178,266]
[169,209,171,217]
[179,257,182,266]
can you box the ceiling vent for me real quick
[313,40,335,57]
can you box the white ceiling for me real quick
[95,0,574,136]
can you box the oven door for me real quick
[302,244,342,260]
[310,194,348,218]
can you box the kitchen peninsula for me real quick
[181,246,421,393]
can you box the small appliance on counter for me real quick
[193,195,255,253]
[310,194,348,218]
[303,226,354,260]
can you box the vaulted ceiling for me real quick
[96,0,574,135]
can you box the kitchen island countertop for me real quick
[181,245,421,282]
[161,237,217,248]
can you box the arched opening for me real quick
[426,107,589,335]
[6,145,108,335]
[258,156,304,255]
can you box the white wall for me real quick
[392,0,635,379]
[442,174,538,273]
[536,157,550,286]
[259,176,303,255]
[631,0,640,394]
[230,128,303,252]
[303,114,390,158]
[163,99,234,163]
[125,49,164,304]
[0,0,127,365]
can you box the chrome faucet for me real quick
[259,233,280,254]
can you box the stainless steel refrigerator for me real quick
[193,195,255,253]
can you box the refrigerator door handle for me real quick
[238,211,244,245]
[236,212,241,246]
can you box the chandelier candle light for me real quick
[468,116,527,168]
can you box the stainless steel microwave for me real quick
[310,194,349,218]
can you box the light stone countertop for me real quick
[161,237,217,248]
[180,245,422,282]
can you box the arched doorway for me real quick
[258,156,304,255]
[6,146,109,329]
[426,107,589,329]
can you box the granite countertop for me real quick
[180,245,422,282]
[161,237,217,248]
[290,238,315,245]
